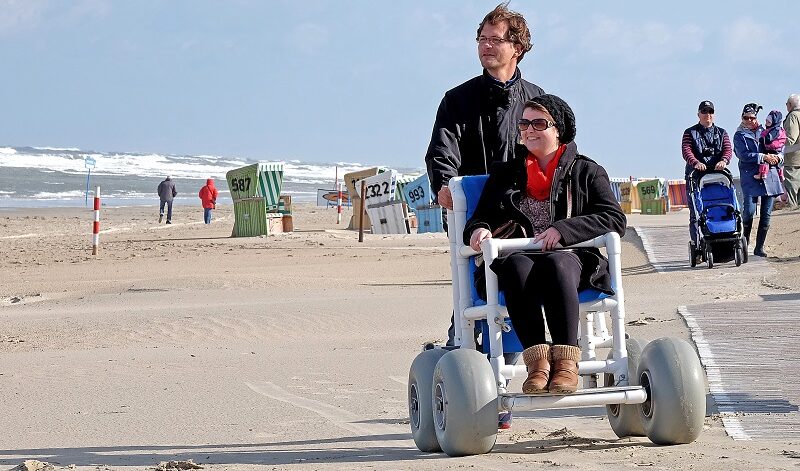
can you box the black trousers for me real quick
[492,251,583,348]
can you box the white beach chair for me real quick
[407,175,706,456]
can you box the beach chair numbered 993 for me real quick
[407,175,706,457]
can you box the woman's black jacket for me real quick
[463,142,627,295]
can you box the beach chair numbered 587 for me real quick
[407,175,706,457]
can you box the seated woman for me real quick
[464,94,626,394]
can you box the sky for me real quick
[1,0,797,179]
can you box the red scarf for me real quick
[525,144,566,200]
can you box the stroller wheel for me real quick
[688,242,697,268]
[706,249,714,269]
[735,245,743,267]
[741,237,749,264]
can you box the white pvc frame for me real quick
[448,176,647,411]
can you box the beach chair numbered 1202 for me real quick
[407,175,706,457]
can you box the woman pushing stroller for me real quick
[464,94,626,394]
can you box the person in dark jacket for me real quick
[157,176,177,224]
[425,3,544,211]
[199,178,219,224]
[681,100,732,257]
[465,94,626,394]
[734,103,783,257]
[424,4,545,428]
[425,4,545,429]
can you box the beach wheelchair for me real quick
[408,175,706,456]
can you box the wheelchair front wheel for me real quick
[637,337,706,445]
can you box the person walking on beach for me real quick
[423,2,544,430]
[681,100,732,261]
[198,178,218,224]
[783,94,800,209]
[734,103,783,257]
[157,176,177,224]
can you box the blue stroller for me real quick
[687,169,746,268]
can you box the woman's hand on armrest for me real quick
[534,227,563,251]
[470,228,492,251]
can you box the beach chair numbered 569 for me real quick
[407,175,706,457]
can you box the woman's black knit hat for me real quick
[742,102,763,116]
[528,94,576,144]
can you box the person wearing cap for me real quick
[734,103,783,257]
[157,176,178,224]
[465,94,626,394]
[783,94,800,208]
[681,100,733,255]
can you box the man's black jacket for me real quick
[425,68,544,196]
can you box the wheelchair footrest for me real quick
[499,386,646,412]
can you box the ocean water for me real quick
[0,146,423,208]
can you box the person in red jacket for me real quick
[198,178,219,224]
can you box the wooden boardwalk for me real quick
[634,225,800,440]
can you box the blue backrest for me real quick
[462,175,490,221]
[700,183,735,221]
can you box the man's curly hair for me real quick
[477,2,533,63]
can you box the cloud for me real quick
[722,17,788,64]
[0,0,109,35]
[0,0,49,34]
[577,15,705,65]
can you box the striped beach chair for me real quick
[609,178,628,202]
[227,162,284,237]
[395,174,422,203]
[667,179,688,210]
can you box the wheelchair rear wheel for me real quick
[605,338,646,437]
[433,349,498,456]
[408,348,448,452]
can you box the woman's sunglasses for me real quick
[518,118,555,131]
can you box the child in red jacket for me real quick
[199,179,219,224]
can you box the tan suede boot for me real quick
[522,344,551,394]
[548,345,581,393]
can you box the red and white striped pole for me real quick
[92,186,100,255]
[336,182,343,224]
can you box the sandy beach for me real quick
[2,202,800,470]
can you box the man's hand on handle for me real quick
[714,160,727,171]
[694,162,707,171]
[438,186,453,210]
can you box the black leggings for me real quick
[493,251,582,348]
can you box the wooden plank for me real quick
[635,225,800,440]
